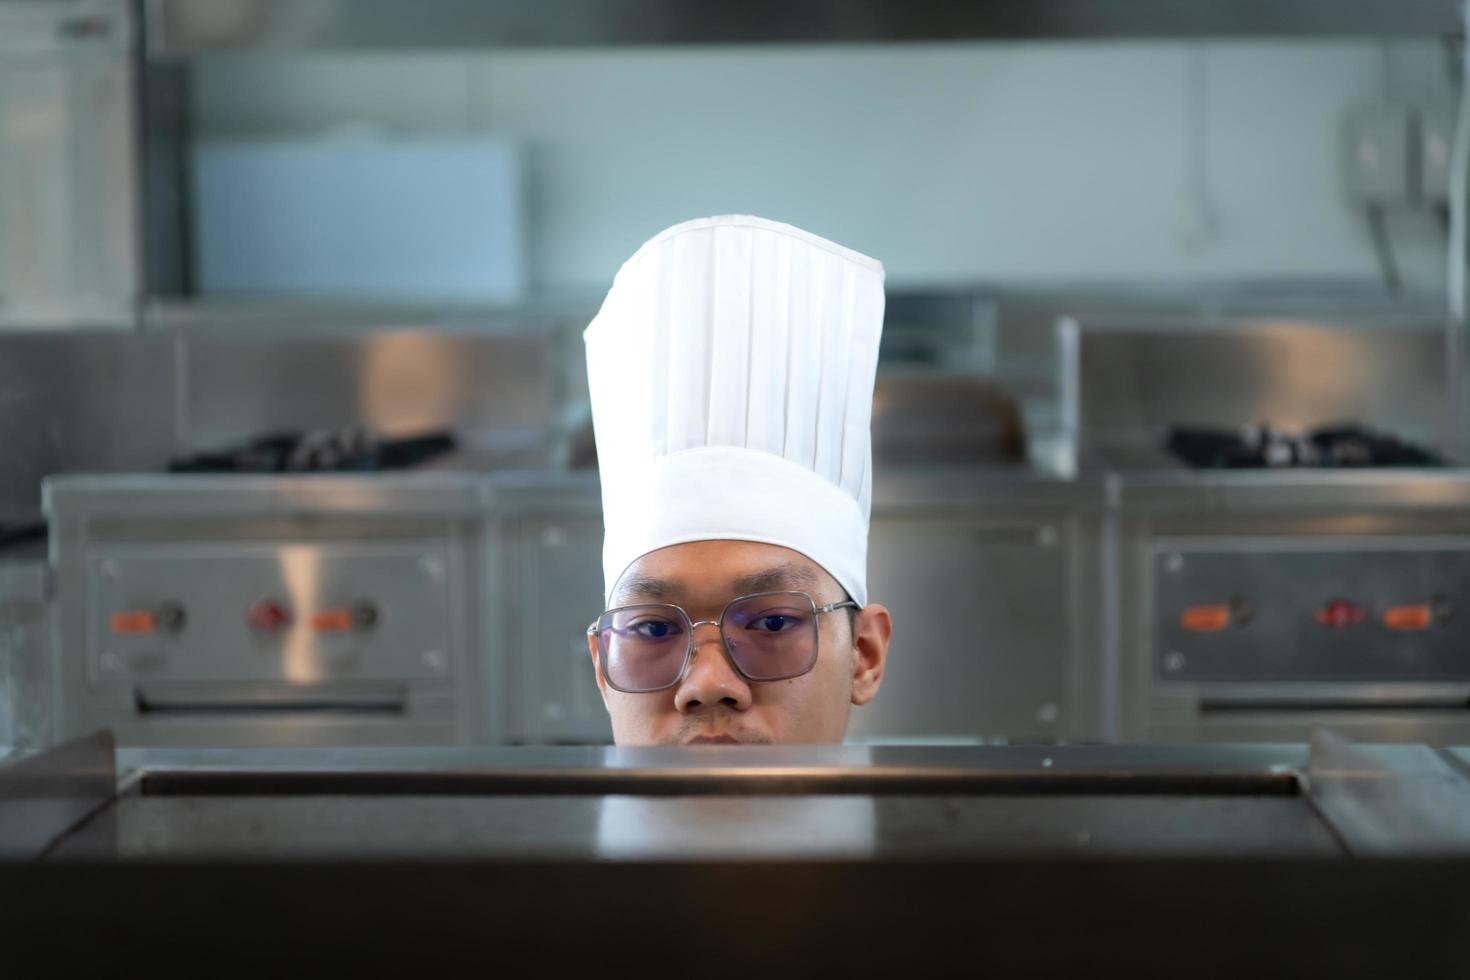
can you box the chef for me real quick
[583,215,893,745]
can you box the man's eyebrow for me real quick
[611,574,682,604]
[731,562,822,596]
[611,562,824,605]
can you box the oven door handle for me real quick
[134,683,408,715]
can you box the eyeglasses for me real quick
[587,591,860,694]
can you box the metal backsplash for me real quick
[183,331,555,466]
[1060,318,1462,470]
[0,329,560,523]
[0,333,179,522]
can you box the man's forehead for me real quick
[610,542,831,605]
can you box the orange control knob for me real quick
[1383,604,1434,631]
[311,608,354,632]
[109,610,156,634]
[1180,604,1232,632]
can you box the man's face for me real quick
[587,539,891,745]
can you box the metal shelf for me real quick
[145,0,1463,57]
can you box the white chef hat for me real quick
[584,215,885,606]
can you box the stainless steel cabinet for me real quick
[850,514,1079,743]
[0,1,138,329]
[484,479,611,744]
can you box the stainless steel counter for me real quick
[6,732,1470,977]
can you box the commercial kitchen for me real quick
[5,2,1470,975]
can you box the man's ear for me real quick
[849,603,892,706]
[587,633,611,707]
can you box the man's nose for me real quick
[673,622,752,714]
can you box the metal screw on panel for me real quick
[1163,651,1186,673]
[98,652,121,675]
[1036,526,1058,548]
[422,649,448,673]
[1036,703,1060,724]
[1041,757,1054,769]
[1164,554,1184,574]
[541,526,567,549]
[1076,830,1092,847]
[99,560,118,578]
[419,555,446,581]
[543,702,567,722]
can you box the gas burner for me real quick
[169,427,456,474]
[1166,423,1444,469]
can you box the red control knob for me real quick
[1315,600,1366,629]
[247,600,293,631]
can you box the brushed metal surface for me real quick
[47,477,485,746]
[1153,540,1470,683]
[0,729,114,861]
[1306,729,1470,855]
[0,335,178,522]
[84,540,455,685]
[509,517,611,744]
[0,557,52,751]
[851,513,1075,742]
[182,331,554,466]
[0,6,139,329]
[55,793,1337,861]
[1063,319,1457,470]
[1117,501,1470,744]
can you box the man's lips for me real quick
[683,734,741,745]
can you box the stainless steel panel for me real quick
[0,2,138,328]
[1153,539,1470,683]
[182,331,555,467]
[851,514,1075,742]
[58,793,1338,861]
[84,541,454,685]
[1307,728,1470,855]
[1063,319,1457,468]
[146,0,1460,53]
[0,558,52,751]
[0,729,114,861]
[47,476,486,746]
[0,334,179,522]
[1115,496,1470,744]
[503,516,611,744]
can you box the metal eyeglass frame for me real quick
[586,590,861,694]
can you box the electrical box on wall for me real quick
[1341,104,1414,205]
[1418,103,1455,206]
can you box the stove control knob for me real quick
[247,600,293,631]
[155,601,187,633]
[1315,600,1366,629]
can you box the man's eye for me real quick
[748,613,802,633]
[630,619,681,640]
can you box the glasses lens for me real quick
[598,605,689,692]
[722,592,819,681]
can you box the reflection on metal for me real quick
[279,545,322,684]
[1306,727,1470,854]
[1060,318,1459,471]
[595,796,877,859]
[145,0,1462,56]
[0,729,114,860]
[19,737,1466,863]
